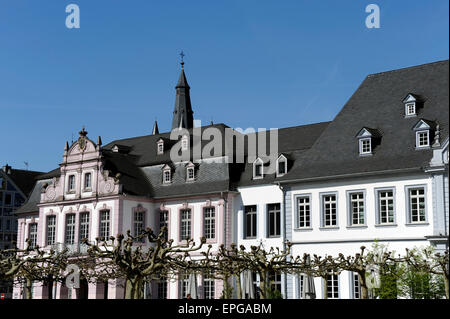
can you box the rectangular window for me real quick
[298,274,304,298]
[163,170,171,183]
[180,274,189,299]
[254,163,263,178]
[134,210,145,241]
[46,215,56,246]
[4,193,12,206]
[159,210,169,241]
[99,210,110,239]
[267,203,281,237]
[187,168,195,180]
[409,188,426,223]
[353,273,361,299]
[68,175,75,191]
[349,192,365,225]
[65,214,76,244]
[269,271,282,294]
[278,160,286,175]
[378,190,395,224]
[203,274,215,299]
[360,139,372,154]
[297,196,311,228]
[180,209,191,241]
[28,223,38,249]
[407,103,416,115]
[79,212,90,242]
[244,205,257,238]
[157,276,168,299]
[417,131,429,147]
[84,173,92,189]
[322,194,337,227]
[203,207,215,240]
[326,273,339,299]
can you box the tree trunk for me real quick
[236,274,242,299]
[322,277,328,299]
[444,274,449,299]
[358,272,369,299]
[259,271,267,299]
[125,277,143,299]
[25,277,33,299]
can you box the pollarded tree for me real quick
[403,247,449,299]
[83,227,206,299]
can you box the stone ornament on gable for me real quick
[182,202,189,209]
[160,203,166,211]
[45,187,56,201]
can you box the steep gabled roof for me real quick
[278,59,449,182]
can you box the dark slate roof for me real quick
[278,59,449,182]
[15,178,51,215]
[234,122,331,187]
[7,169,45,197]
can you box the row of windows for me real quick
[66,172,92,193]
[37,210,110,248]
[295,187,426,229]
[0,218,17,231]
[253,155,287,180]
[244,203,281,239]
[298,272,360,299]
[0,191,25,207]
[162,164,196,184]
[159,207,217,241]
[242,186,426,239]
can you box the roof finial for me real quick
[79,125,88,137]
[179,50,185,68]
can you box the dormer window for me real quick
[416,131,429,148]
[412,119,434,149]
[403,94,418,117]
[359,138,372,155]
[157,139,164,155]
[186,162,196,182]
[276,155,287,177]
[356,127,380,156]
[162,165,172,184]
[253,158,263,179]
[181,135,189,151]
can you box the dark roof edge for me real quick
[366,59,449,78]
[277,167,425,185]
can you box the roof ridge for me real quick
[367,59,449,78]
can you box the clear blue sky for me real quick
[0,0,448,172]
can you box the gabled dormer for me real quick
[276,154,288,177]
[356,127,381,156]
[412,119,435,149]
[156,138,165,155]
[185,161,196,182]
[253,158,264,179]
[162,164,172,184]
[403,93,421,117]
[112,144,131,154]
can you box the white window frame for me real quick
[405,102,416,116]
[180,209,191,241]
[99,210,110,240]
[79,212,90,242]
[203,207,216,240]
[84,172,92,190]
[46,215,56,246]
[320,192,338,228]
[186,166,195,182]
[203,274,215,299]
[65,213,76,245]
[276,155,287,177]
[28,223,38,249]
[416,130,430,148]
[347,190,366,226]
[296,195,311,229]
[162,168,171,184]
[244,205,257,239]
[267,203,281,237]
[359,138,372,155]
[159,210,169,241]
[405,185,427,224]
[67,175,76,192]
[325,273,339,299]
[375,188,396,225]
[157,141,164,155]
[253,158,264,179]
[133,210,145,241]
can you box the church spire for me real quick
[152,120,159,135]
[171,52,194,130]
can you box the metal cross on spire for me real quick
[180,50,185,68]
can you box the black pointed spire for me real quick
[152,120,159,135]
[172,53,194,130]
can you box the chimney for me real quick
[2,164,12,174]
